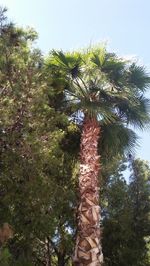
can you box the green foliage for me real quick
[0,8,76,265]
[0,7,150,266]
[128,159,150,265]
[0,247,12,266]
[102,159,150,266]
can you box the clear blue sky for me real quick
[1,0,150,161]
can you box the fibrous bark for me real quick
[73,117,103,266]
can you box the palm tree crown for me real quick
[48,46,150,127]
[47,46,150,156]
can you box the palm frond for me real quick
[115,95,150,129]
[102,58,126,86]
[100,123,139,158]
[48,50,82,79]
[51,50,69,68]
[128,63,150,91]
[90,47,106,68]
[75,99,118,124]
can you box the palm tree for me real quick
[47,46,150,266]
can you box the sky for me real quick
[1,0,150,161]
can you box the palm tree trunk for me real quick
[73,116,103,266]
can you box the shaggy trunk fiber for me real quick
[73,117,103,266]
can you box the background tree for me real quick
[0,7,77,265]
[102,158,150,266]
[128,158,150,266]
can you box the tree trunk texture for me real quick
[73,117,103,266]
